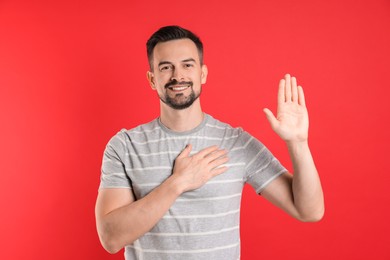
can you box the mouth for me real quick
[167,84,191,92]
[165,80,193,92]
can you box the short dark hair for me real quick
[146,25,204,70]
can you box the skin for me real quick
[95,38,324,254]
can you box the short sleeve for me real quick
[99,132,132,189]
[243,132,287,194]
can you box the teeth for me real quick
[171,86,188,91]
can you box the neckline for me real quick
[157,113,210,136]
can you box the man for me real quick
[95,25,324,259]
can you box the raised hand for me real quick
[263,74,309,143]
[172,144,229,193]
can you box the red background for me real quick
[1,0,389,259]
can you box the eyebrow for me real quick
[158,61,172,67]
[157,58,196,67]
[182,58,196,63]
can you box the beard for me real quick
[159,80,201,110]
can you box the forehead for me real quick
[153,39,199,64]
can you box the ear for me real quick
[201,64,208,84]
[147,71,156,90]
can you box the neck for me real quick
[159,99,204,132]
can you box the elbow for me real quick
[297,207,325,223]
[105,245,122,255]
[101,238,122,254]
[98,232,122,254]
[300,212,324,223]
[97,222,124,254]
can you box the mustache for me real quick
[165,79,193,89]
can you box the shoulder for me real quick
[123,118,160,138]
[107,118,160,147]
[205,114,254,139]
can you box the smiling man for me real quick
[95,25,324,260]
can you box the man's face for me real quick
[147,39,208,110]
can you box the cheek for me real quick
[151,77,166,91]
[156,74,171,85]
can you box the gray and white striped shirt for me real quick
[100,114,286,260]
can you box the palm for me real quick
[264,74,309,143]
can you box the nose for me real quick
[170,67,184,82]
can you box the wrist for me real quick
[165,174,186,196]
[286,140,310,154]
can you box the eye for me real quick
[184,63,193,68]
[159,65,172,71]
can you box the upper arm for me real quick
[260,172,300,219]
[95,188,134,223]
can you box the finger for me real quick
[298,86,306,106]
[210,156,229,175]
[209,155,229,169]
[195,145,219,158]
[205,149,228,162]
[278,79,285,106]
[177,144,192,158]
[291,76,298,102]
[285,74,291,102]
[263,108,279,130]
[211,165,228,177]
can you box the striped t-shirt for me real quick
[100,114,286,260]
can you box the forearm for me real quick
[287,140,324,221]
[98,176,183,253]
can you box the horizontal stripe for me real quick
[230,136,253,152]
[176,193,241,202]
[256,169,286,193]
[101,172,126,179]
[162,209,239,219]
[124,150,248,158]
[102,158,123,165]
[137,178,243,187]
[136,182,168,187]
[125,163,244,173]
[129,242,240,254]
[205,123,231,130]
[207,178,243,184]
[248,158,277,176]
[99,185,131,189]
[125,150,180,157]
[146,226,239,237]
[125,166,172,172]
[128,126,161,134]
[245,146,266,169]
[125,150,215,157]
[224,162,245,167]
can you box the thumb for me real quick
[263,108,279,130]
[178,144,192,158]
